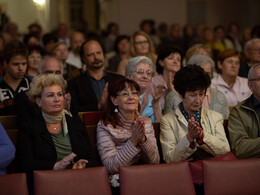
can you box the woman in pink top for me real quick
[151,44,182,110]
[211,49,252,106]
[96,78,160,190]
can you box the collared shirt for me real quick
[179,102,202,124]
[87,71,106,101]
[211,74,252,106]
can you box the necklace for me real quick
[54,127,57,130]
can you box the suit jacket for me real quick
[16,112,98,172]
[160,107,230,163]
[68,70,123,112]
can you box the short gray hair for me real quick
[125,56,153,76]
[188,54,215,71]
[245,38,260,51]
[248,63,260,80]
[38,55,63,74]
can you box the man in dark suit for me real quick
[68,40,123,112]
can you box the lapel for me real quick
[175,107,188,127]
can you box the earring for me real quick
[38,104,41,107]
[114,107,118,113]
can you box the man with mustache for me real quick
[66,31,85,69]
[0,40,30,115]
[68,39,123,112]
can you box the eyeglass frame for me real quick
[133,69,153,76]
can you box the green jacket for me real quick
[228,95,260,159]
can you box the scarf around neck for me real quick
[42,109,69,136]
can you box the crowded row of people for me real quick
[0,20,259,194]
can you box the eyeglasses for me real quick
[118,91,139,97]
[251,48,260,53]
[135,40,149,45]
[133,69,153,76]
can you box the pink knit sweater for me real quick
[97,113,160,174]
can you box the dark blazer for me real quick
[16,113,98,172]
[68,71,123,112]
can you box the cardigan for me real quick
[160,107,230,163]
[97,114,160,174]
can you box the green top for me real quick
[50,128,72,161]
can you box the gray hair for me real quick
[245,38,260,51]
[248,63,260,80]
[188,54,215,71]
[38,55,63,74]
[125,56,153,76]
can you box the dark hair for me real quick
[102,78,140,128]
[3,40,28,63]
[213,25,225,33]
[28,45,45,56]
[42,33,58,46]
[174,65,211,97]
[114,35,130,53]
[216,49,241,73]
[156,43,183,74]
[23,33,40,46]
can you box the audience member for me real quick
[57,23,70,47]
[164,55,230,119]
[104,22,119,53]
[140,19,160,47]
[117,30,157,75]
[27,23,42,39]
[66,31,85,69]
[125,56,163,122]
[3,22,22,41]
[214,25,234,50]
[0,40,30,115]
[183,24,195,51]
[157,22,168,42]
[68,39,122,112]
[226,22,243,52]
[26,45,45,78]
[211,49,252,106]
[97,77,159,189]
[23,33,41,47]
[184,43,210,66]
[16,74,98,193]
[228,63,260,158]
[194,23,205,43]
[166,23,184,49]
[42,33,58,54]
[51,42,81,80]
[239,38,260,78]
[160,65,230,163]
[151,44,182,110]
[0,122,15,175]
[107,35,130,72]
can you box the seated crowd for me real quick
[0,20,260,194]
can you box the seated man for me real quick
[0,40,30,115]
[68,39,123,112]
[228,63,260,158]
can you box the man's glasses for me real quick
[118,91,139,97]
[249,78,260,82]
[133,69,153,76]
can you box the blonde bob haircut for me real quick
[27,74,67,102]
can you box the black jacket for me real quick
[68,71,123,112]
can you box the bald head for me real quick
[70,31,85,54]
[39,56,63,75]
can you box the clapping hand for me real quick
[187,117,203,143]
[131,118,146,146]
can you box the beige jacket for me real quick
[160,107,230,163]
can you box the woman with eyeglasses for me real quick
[97,77,159,191]
[117,31,157,76]
[125,56,164,122]
[26,45,45,78]
[211,49,252,106]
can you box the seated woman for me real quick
[125,56,164,122]
[151,44,182,110]
[164,54,230,119]
[0,123,15,175]
[160,65,230,163]
[97,78,159,184]
[211,49,252,106]
[16,74,98,191]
